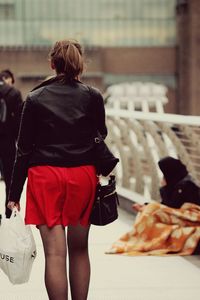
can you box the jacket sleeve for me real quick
[8,95,37,202]
[90,87,108,138]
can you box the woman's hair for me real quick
[49,40,84,80]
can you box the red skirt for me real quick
[25,165,98,228]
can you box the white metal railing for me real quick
[105,109,200,203]
[105,82,168,113]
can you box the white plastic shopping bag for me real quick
[0,208,36,284]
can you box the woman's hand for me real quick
[7,201,20,211]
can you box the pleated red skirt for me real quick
[25,165,98,228]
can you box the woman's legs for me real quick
[67,224,90,300]
[39,225,68,300]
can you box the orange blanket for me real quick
[107,202,200,255]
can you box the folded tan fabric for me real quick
[106,202,200,256]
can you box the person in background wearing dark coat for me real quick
[133,156,200,211]
[0,69,23,217]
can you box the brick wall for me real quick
[0,46,177,113]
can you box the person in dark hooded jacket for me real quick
[158,156,200,208]
[132,156,200,254]
[133,156,200,210]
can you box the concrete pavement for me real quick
[1,181,200,299]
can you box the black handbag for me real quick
[94,134,119,177]
[90,175,119,226]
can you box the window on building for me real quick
[0,3,15,20]
[0,0,176,47]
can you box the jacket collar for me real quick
[32,75,82,92]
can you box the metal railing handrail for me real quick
[106,109,200,126]
[105,108,200,203]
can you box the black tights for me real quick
[39,224,90,300]
[68,225,90,300]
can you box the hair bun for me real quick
[49,40,84,79]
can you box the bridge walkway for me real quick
[0,182,200,299]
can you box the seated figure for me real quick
[107,157,200,256]
[133,156,200,212]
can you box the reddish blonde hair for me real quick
[49,40,84,79]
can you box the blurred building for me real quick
[0,0,199,114]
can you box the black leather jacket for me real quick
[9,77,107,201]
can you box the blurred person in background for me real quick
[1,69,15,86]
[0,69,23,217]
[7,40,107,300]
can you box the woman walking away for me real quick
[7,40,108,300]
